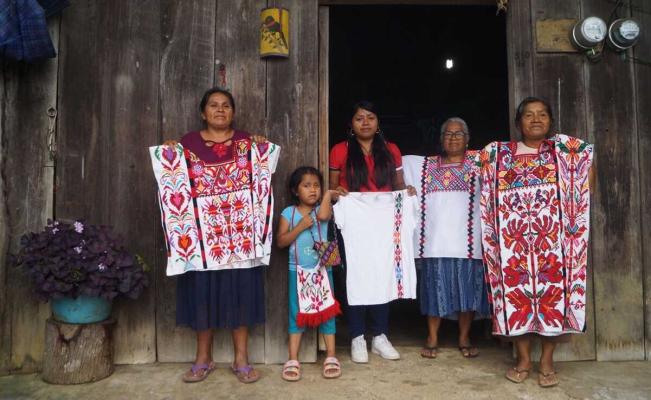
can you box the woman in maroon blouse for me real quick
[163,87,266,383]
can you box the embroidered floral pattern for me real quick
[150,145,202,272]
[393,191,405,298]
[151,141,280,275]
[418,152,479,259]
[479,135,593,336]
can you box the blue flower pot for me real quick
[51,295,112,324]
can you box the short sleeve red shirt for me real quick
[329,140,403,192]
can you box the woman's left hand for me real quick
[250,134,268,144]
[406,185,417,196]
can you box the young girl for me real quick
[276,167,342,381]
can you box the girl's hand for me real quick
[297,215,314,230]
[406,185,417,196]
[250,134,267,144]
[163,139,178,147]
[335,186,349,196]
[323,189,340,202]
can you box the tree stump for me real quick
[42,318,115,384]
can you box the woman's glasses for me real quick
[442,131,466,139]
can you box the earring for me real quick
[348,128,355,137]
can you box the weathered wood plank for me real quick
[2,17,60,373]
[213,0,268,364]
[0,57,10,376]
[57,0,159,364]
[530,0,596,361]
[506,0,534,140]
[631,0,651,361]
[265,0,320,364]
[156,0,216,364]
[319,6,330,187]
[582,0,644,361]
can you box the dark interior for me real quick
[329,5,509,346]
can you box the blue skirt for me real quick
[176,267,265,331]
[418,258,489,319]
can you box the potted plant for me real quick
[13,219,148,324]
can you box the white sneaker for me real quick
[371,334,400,360]
[351,335,369,363]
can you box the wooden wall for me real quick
[0,18,60,373]
[632,0,651,361]
[510,0,649,361]
[1,0,650,374]
[0,0,320,373]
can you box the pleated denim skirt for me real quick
[418,257,489,319]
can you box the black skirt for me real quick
[176,267,265,331]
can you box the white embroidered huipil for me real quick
[402,153,482,260]
[333,190,418,306]
[150,142,280,276]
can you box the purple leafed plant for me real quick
[13,220,149,302]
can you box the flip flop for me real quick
[322,357,342,379]
[231,364,260,384]
[282,360,301,382]
[538,370,559,388]
[420,346,438,359]
[182,361,216,383]
[505,367,530,383]
[459,346,479,358]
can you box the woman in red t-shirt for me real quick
[329,100,412,363]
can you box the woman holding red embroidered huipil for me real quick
[479,97,594,387]
[329,100,416,363]
[161,87,274,384]
[402,117,489,360]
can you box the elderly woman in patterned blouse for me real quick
[403,117,489,361]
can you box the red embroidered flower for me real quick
[502,219,528,254]
[531,215,559,251]
[504,255,530,287]
[169,192,185,210]
[312,272,324,286]
[178,234,192,252]
[502,168,519,185]
[190,161,205,177]
[210,244,224,261]
[242,237,252,253]
[162,146,176,163]
[212,143,229,158]
[536,253,563,284]
[538,286,564,327]
[505,288,533,331]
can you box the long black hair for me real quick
[346,101,395,191]
[288,166,323,205]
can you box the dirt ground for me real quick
[1,346,650,400]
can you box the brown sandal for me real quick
[182,361,216,383]
[459,346,479,358]
[231,364,260,384]
[538,371,559,387]
[505,367,530,383]
[420,346,438,359]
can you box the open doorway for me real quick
[327,4,509,346]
